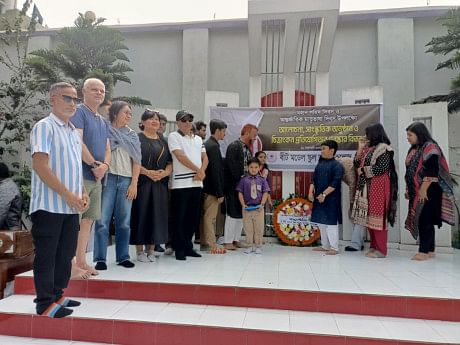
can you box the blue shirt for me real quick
[30,113,83,214]
[236,174,270,206]
[311,158,344,225]
[70,105,109,181]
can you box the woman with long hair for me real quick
[404,122,456,260]
[351,123,398,258]
[130,110,172,262]
[94,101,141,270]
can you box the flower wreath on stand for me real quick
[272,195,320,246]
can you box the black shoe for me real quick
[154,245,165,253]
[95,262,107,270]
[117,260,135,268]
[175,252,186,261]
[185,250,202,258]
[57,297,81,308]
[345,246,358,252]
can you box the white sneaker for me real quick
[164,247,174,255]
[147,252,156,262]
[244,247,254,254]
[255,247,262,255]
[136,252,150,262]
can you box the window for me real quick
[413,116,432,132]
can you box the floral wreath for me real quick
[273,197,320,246]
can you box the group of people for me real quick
[309,123,456,260]
[27,79,270,317]
[26,77,456,318]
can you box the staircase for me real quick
[0,245,458,344]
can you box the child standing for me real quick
[308,140,344,255]
[237,158,270,254]
[255,150,273,208]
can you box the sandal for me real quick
[209,247,227,254]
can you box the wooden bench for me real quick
[0,230,34,299]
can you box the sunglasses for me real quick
[61,95,81,104]
[180,118,193,123]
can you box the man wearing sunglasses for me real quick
[70,78,111,278]
[30,82,89,318]
[168,110,208,260]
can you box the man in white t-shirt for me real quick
[168,110,208,260]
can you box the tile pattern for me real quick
[0,295,458,344]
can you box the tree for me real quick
[0,0,46,162]
[415,8,460,113]
[27,11,151,106]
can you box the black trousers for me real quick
[171,187,202,255]
[418,204,435,254]
[31,210,79,314]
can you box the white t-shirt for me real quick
[168,131,206,189]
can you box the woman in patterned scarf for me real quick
[404,122,457,261]
[351,123,398,258]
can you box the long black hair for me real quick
[406,122,436,148]
[255,151,269,171]
[365,123,391,147]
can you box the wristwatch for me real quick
[90,162,100,169]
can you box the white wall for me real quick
[208,28,249,107]
[329,20,378,106]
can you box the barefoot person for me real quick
[309,140,344,255]
[351,124,398,259]
[404,122,456,261]
[70,78,110,277]
[30,82,89,317]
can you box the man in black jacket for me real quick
[201,119,227,253]
[223,124,258,250]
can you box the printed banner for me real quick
[210,104,382,171]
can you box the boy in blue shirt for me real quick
[236,158,270,254]
[308,140,344,255]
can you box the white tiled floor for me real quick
[18,243,460,299]
[0,295,459,344]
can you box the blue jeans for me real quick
[94,173,132,263]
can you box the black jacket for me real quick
[203,136,225,198]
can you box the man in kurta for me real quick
[308,140,344,255]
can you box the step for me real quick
[0,295,458,345]
[0,335,106,344]
[14,245,460,322]
[14,274,460,322]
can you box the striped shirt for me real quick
[30,113,83,214]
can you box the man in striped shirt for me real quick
[30,82,89,318]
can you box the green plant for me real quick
[12,164,31,217]
[0,0,46,162]
[27,12,151,106]
[422,8,460,113]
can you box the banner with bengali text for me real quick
[209,104,382,171]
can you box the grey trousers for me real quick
[350,224,365,249]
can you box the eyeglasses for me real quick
[180,118,193,123]
[61,95,81,104]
